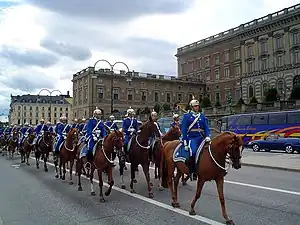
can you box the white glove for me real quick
[205,137,211,142]
[184,145,189,151]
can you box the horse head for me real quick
[165,124,181,140]
[27,133,35,143]
[224,132,243,169]
[42,131,52,146]
[67,128,79,146]
[105,129,124,152]
[139,116,161,139]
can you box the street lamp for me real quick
[92,59,131,115]
[38,89,62,123]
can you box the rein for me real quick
[208,142,230,171]
[64,133,77,152]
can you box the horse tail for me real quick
[161,143,168,189]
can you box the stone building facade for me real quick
[72,67,205,119]
[176,3,300,104]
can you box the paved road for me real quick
[0,155,300,225]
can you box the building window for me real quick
[54,113,57,117]
[215,92,220,102]
[18,106,21,110]
[113,88,119,100]
[292,32,300,45]
[260,41,267,53]
[276,55,283,67]
[194,58,202,71]
[36,119,38,125]
[206,72,210,81]
[177,93,182,102]
[262,83,268,96]
[18,119,20,124]
[24,106,26,110]
[293,75,300,87]
[247,45,253,57]
[214,54,220,65]
[275,36,283,49]
[224,67,230,78]
[225,90,232,100]
[261,58,268,70]
[205,57,210,67]
[166,93,171,103]
[98,87,104,99]
[277,80,284,93]
[247,61,253,73]
[292,51,300,64]
[127,89,133,101]
[248,85,254,98]
[234,49,240,60]
[235,64,241,77]
[235,89,241,99]
[214,69,220,80]
[29,106,32,110]
[154,92,159,102]
[18,112,20,117]
[141,90,147,101]
[224,52,229,62]
[35,112,38,117]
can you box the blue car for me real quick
[246,133,300,154]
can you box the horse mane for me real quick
[213,131,237,145]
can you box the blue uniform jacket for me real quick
[72,123,79,129]
[122,117,139,136]
[105,121,118,130]
[34,124,47,135]
[21,127,33,135]
[78,123,86,132]
[86,118,106,139]
[181,112,210,142]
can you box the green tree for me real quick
[264,88,278,102]
[154,103,161,113]
[249,96,258,104]
[162,103,171,111]
[290,86,300,100]
[201,96,211,108]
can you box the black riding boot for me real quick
[189,156,196,181]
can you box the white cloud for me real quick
[0,0,299,115]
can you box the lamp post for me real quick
[92,60,131,115]
[38,89,62,123]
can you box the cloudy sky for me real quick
[0,0,299,117]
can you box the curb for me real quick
[242,162,300,172]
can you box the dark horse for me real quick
[119,115,160,198]
[35,131,53,172]
[152,124,181,189]
[54,128,78,183]
[0,134,8,156]
[161,132,243,225]
[20,133,35,165]
[76,129,124,202]
[7,131,18,159]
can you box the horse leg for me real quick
[54,154,59,178]
[62,160,66,180]
[189,177,205,216]
[154,164,158,179]
[119,154,126,189]
[129,163,137,194]
[59,158,63,179]
[43,152,48,172]
[172,170,182,207]
[215,177,235,225]
[35,150,40,169]
[105,166,114,197]
[97,169,105,202]
[69,160,74,185]
[142,164,153,198]
[26,151,30,166]
[90,167,96,196]
[76,160,83,191]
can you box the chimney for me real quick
[67,91,70,97]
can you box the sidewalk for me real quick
[242,150,300,172]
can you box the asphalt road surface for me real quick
[0,155,299,225]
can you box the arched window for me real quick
[248,85,254,98]
[262,83,268,96]
[277,80,284,92]
[293,75,300,87]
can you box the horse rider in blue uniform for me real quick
[72,118,79,129]
[105,115,118,131]
[46,121,54,134]
[54,115,70,155]
[181,96,211,180]
[171,113,180,127]
[33,119,48,147]
[122,106,139,154]
[149,110,163,161]
[77,117,87,144]
[84,107,107,165]
[20,122,34,147]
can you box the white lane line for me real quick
[118,160,300,196]
[29,157,223,225]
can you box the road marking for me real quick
[29,157,223,225]
[117,160,300,196]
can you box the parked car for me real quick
[112,120,143,132]
[246,133,300,154]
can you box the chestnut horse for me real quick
[35,131,52,172]
[7,130,18,159]
[20,133,35,165]
[161,132,243,225]
[119,116,160,197]
[54,128,78,184]
[76,129,124,202]
[152,124,181,185]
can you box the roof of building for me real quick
[10,94,71,105]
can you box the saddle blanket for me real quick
[79,142,98,159]
[173,139,206,164]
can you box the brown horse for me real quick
[119,116,160,197]
[7,131,18,159]
[20,133,35,165]
[0,134,8,156]
[35,131,53,171]
[152,124,181,186]
[76,129,124,202]
[161,132,243,225]
[54,128,78,183]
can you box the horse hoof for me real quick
[55,175,59,178]
[44,168,48,172]
[104,191,110,196]
[150,182,153,186]
[226,220,235,225]
[154,175,158,179]
[62,177,65,181]
[189,209,196,216]
[36,166,39,169]
[148,193,154,198]
[158,186,164,191]
[133,179,137,183]
[91,191,96,196]
[26,163,30,166]
[130,189,136,194]
[121,185,126,189]
[78,186,83,191]
[182,181,187,186]
[69,181,74,185]
[124,166,127,170]
[100,198,106,203]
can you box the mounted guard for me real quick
[53,115,70,155]
[46,121,54,134]
[19,122,34,148]
[181,96,211,180]
[105,115,118,131]
[149,110,163,161]
[122,106,139,154]
[33,119,47,147]
[72,118,79,129]
[171,113,180,127]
